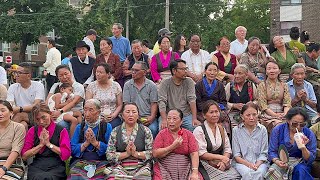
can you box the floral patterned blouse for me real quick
[86,80,122,113]
[239,52,269,74]
[106,123,153,163]
[257,79,292,111]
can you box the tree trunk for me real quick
[19,34,28,62]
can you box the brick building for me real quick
[270,0,320,42]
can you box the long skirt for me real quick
[28,164,66,180]
[264,157,302,180]
[200,160,241,180]
[69,159,108,180]
[260,103,285,134]
[105,159,151,180]
[0,160,24,180]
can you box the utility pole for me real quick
[165,0,169,29]
[126,0,129,38]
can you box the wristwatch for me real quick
[1,166,7,173]
[19,106,23,113]
[49,144,54,149]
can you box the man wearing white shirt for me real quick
[181,34,211,82]
[7,63,45,130]
[83,29,97,59]
[230,26,248,59]
[43,38,61,93]
[0,66,7,87]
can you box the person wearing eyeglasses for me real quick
[7,62,45,130]
[287,63,318,126]
[86,63,123,129]
[123,62,159,138]
[158,59,201,132]
[181,34,211,83]
[122,40,151,82]
[265,107,317,180]
[211,36,237,82]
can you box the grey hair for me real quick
[134,61,148,70]
[131,39,142,46]
[85,99,101,110]
[235,26,247,34]
[235,64,249,73]
[113,23,123,30]
[290,63,306,74]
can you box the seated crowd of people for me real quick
[0,24,320,180]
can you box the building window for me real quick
[2,42,10,52]
[281,0,301,5]
[30,44,38,55]
[280,21,301,35]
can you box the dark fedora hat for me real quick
[73,40,90,51]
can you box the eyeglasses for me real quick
[13,71,29,75]
[176,67,189,71]
[131,68,144,73]
[291,122,306,128]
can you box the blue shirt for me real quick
[287,80,317,115]
[109,35,131,62]
[71,122,112,158]
[268,123,317,166]
[61,57,70,65]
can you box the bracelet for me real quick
[82,143,88,149]
[19,106,23,113]
[192,167,198,171]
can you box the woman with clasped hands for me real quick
[153,109,202,180]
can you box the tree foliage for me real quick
[0,0,82,60]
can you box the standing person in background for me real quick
[230,26,248,60]
[83,29,98,59]
[61,51,72,65]
[109,23,131,63]
[288,27,306,53]
[173,34,188,57]
[0,65,7,88]
[142,39,154,59]
[43,38,61,93]
[153,28,173,55]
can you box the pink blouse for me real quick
[21,121,71,161]
[150,51,180,82]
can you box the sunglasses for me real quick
[291,122,306,128]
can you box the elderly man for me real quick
[69,41,95,86]
[7,62,45,129]
[110,23,131,63]
[181,34,211,82]
[287,63,318,125]
[230,26,248,59]
[158,59,201,131]
[123,40,150,81]
[43,38,61,93]
[83,29,98,59]
[123,61,158,137]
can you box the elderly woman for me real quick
[239,37,271,83]
[212,36,237,82]
[265,107,317,180]
[69,99,112,179]
[195,62,227,121]
[105,103,153,179]
[257,60,292,133]
[86,63,123,128]
[193,100,241,180]
[269,36,304,82]
[232,102,269,180]
[94,37,122,81]
[150,36,180,84]
[0,100,25,180]
[47,64,85,130]
[153,109,201,180]
[225,64,257,127]
[22,102,71,180]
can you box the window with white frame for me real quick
[280,21,301,35]
[281,0,301,5]
[30,44,38,55]
[2,42,10,52]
